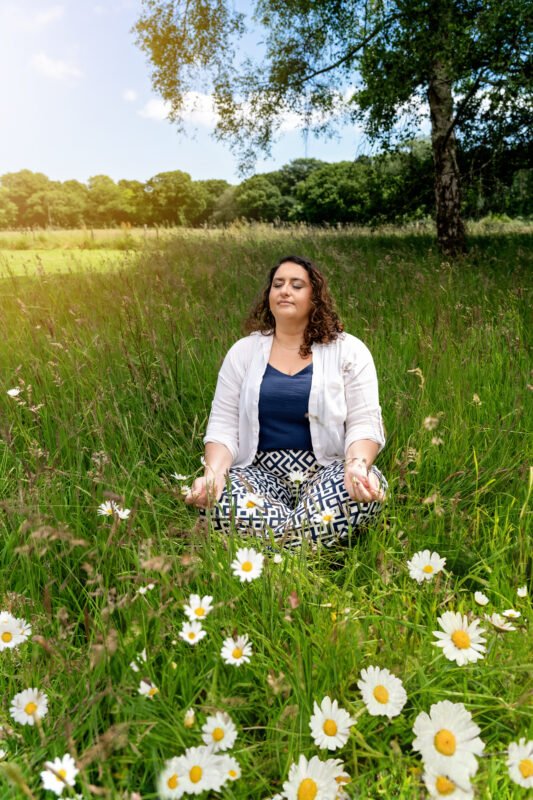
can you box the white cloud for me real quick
[138,98,172,121]
[0,4,64,31]
[138,93,219,127]
[123,89,138,103]
[31,52,83,81]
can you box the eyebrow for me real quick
[272,276,308,283]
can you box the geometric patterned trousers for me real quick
[201,449,388,548]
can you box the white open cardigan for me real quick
[204,331,386,467]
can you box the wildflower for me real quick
[433,612,486,666]
[218,754,241,781]
[238,492,265,515]
[7,388,21,397]
[170,745,226,795]
[137,584,155,595]
[172,473,189,481]
[413,700,484,785]
[472,393,482,405]
[423,416,440,431]
[507,738,533,789]
[502,609,521,619]
[517,586,528,598]
[183,594,214,622]
[407,550,446,583]
[314,507,338,525]
[221,634,252,666]
[357,666,408,719]
[97,500,116,517]
[138,679,159,699]
[272,553,283,564]
[201,711,238,751]
[157,758,183,798]
[422,766,473,798]
[130,648,147,672]
[179,621,206,646]
[0,611,31,650]
[309,696,356,751]
[473,592,489,606]
[184,708,196,728]
[485,612,516,632]
[40,754,78,796]
[231,547,264,582]
[115,506,131,520]
[282,754,345,800]
[10,688,48,726]
[288,470,307,484]
[431,437,444,446]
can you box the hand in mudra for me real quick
[344,460,385,503]
[184,474,225,509]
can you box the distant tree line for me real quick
[0,140,529,230]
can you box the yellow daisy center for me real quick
[241,561,253,571]
[189,765,202,784]
[323,718,338,736]
[434,729,456,756]
[323,514,333,522]
[435,776,455,795]
[1,631,13,642]
[519,758,533,779]
[229,769,237,778]
[188,632,196,640]
[194,607,205,616]
[245,501,256,508]
[24,702,38,715]
[167,774,179,790]
[451,630,471,649]
[423,565,434,573]
[212,727,225,742]
[58,770,67,780]
[232,647,243,659]
[148,687,158,697]
[373,685,390,704]
[297,778,318,800]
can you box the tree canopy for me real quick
[134,0,531,253]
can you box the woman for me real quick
[185,255,387,547]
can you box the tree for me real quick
[146,170,207,225]
[134,0,531,255]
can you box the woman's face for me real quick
[268,262,314,327]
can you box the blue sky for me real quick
[0,1,422,186]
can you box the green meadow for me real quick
[0,227,531,798]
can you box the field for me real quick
[0,227,531,799]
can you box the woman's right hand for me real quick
[184,473,226,509]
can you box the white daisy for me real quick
[0,611,31,650]
[485,612,516,632]
[231,547,264,582]
[218,754,241,781]
[179,621,206,646]
[130,648,147,672]
[172,473,189,481]
[137,583,155,595]
[473,592,489,606]
[221,634,252,666]
[288,469,307,484]
[407,550,446,583]
[272,554,283,564]
[309,696,356,751]
[433,612,486,666]
[183,594,214,622]
[282,754,345,800]
[115,506,131,520]
[357,666,408,719]
[314,507,338,525]
[412,700,484,785]
[97,500,116,517]
[138,679,159,699]
[201,711,238,751]
[517,586,528,598]
[157,757,184,798]
[40,754,78,797]
[10,688,48,726]
[502,609,521,619]
[238,492,265,515]
[7,387,21,397]
[507,738,533,789]
[184,708,196,728]
[170,745,226,795]
[422,766,473,798]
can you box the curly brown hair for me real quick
[244,255,344,357]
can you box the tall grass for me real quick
[0,228,531,798]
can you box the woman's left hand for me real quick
[344,460,385,503]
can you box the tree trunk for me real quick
[428,60,466,256]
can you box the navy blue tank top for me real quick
[258,362,313,451]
